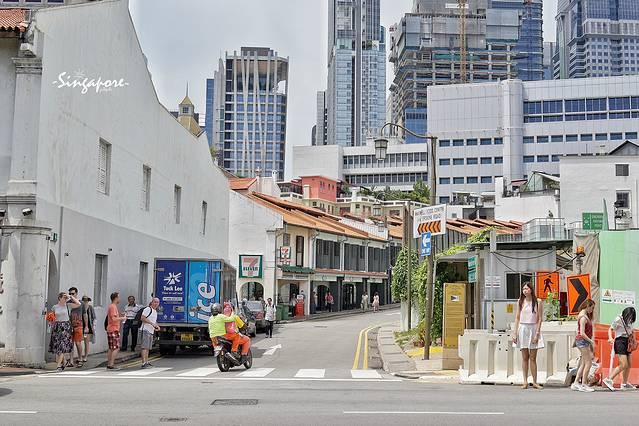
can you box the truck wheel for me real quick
[159,344,176,356]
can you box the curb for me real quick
[0,368,44,377]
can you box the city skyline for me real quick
[129,0,560,178]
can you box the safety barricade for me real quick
[458,322,579,385]
[593,323,639,386]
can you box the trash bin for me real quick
[276,305,283,321]
[279,304,289,321]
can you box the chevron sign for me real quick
[413,204,447,238]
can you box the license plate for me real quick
[180,333,193,341]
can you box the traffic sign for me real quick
[420,232,431,257]
[467,256,477,283]
[536,271,559,299]
[413,204,447,238]
[582,212,605,231]
[567,274,591,315]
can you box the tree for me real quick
[391,246,419,302]
[408,180,431,204]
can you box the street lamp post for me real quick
[375,123,438,358]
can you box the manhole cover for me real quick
[211,399,258,406]
[0,388,12,397]
[313,325,328,328]
[159,418,188,423]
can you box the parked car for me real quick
[245,301,267,332]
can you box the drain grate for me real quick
[313,325,328,328]
[159,418,188,423]
[211,399,258,406]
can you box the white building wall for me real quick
[229,192,283,303]
[0,38,17,194]
[428,76,639,204]
[560,156,639,229]
[0,0,232,364]
[292,144,343,181]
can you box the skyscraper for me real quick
[204,78,214,147]
[554,0,639,79]
[314,91,328,146]
[210,47,289,179]
[326,0,386,147]
[390,0,526,143]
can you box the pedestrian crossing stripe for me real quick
[47,367,389,380]
[417,221,441,235]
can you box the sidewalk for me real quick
[278,303,399,324]
[0,347,152,377]
[377,324,459,384]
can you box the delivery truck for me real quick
[154,258,235,355]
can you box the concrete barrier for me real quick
[458,322,579,385]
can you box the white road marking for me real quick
[37,374,401,383]
[237,368,274,378]
[176,368,219,377]
[344,411,504,416]
[55,370,98,375]
[385,312,400,316]
[351,369,381,379]
[263,344,282,355]
[0,411,38,414]
[294,369,325,378]
[117,367,171,376]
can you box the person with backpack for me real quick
[603,307,637,391]
[122,295,142,351]
[139,298,160,369]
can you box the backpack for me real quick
[104,314,108,331]
[133,306,152,327]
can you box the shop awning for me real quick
[279,265,314,274]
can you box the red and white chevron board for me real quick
[413,204,447,237]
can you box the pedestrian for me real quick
[512,282,544,389]
[67,287,84,367]
[264,298,276,338]
[310,291,317,315]
[289,294,297,318]
[603,307,637,391]
[122,295,142,351]
[361,292,369,312]
[81,295,95,363]
[571,299,596,392]
[325,291,334,313]
[106,292,127,370]
[139,298,160,369]
[49,292,80,372]
[372,292,380,313]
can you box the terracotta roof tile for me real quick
[229,177,257,191]
[0,9,28,33]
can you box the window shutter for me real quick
[98,142,108,193]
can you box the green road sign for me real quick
[468,256,477,271]
[468,269,477,283]
[582,212,605,231]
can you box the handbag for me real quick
[622,319,638,352]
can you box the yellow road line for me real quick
[363,328,370,370]
[352,327,368,370]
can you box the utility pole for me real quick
[423,136,438,360]
[458,0,468,83]
[406,201,412,330]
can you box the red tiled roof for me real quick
[0,9,28,33]
[229,177,256,191]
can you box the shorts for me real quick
[140,330,154,350]
[575,338,591,349]
[614,336,631,355]
[107,331,121,350]
[72,326,83,343]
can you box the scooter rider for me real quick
[208,303,251,363]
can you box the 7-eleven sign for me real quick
[239,255,263,279]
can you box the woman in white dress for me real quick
[512,282,544,389]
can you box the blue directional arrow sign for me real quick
[420,232,432,257]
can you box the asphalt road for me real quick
[2,309,639,425]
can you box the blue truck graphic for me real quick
[154,258,235,355]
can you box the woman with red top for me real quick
[572,299,596,392]
[513,282,544,389]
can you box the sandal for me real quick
[532,383,543,390]
[521,384,529,389]
[82,358,88,363]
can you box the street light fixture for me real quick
[375,123,438,359]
